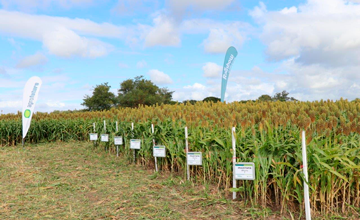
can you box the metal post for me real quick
[93,122,96,146]
[116,121,119,157]
[185,127,190,181]
[132,122,135,163]
[152,124,158,172]
[302,130,312,220]
[232,127,236,200]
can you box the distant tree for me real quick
[257,94,272,102]
[82,82,116,111]
[169,101,181,105]
[203,96,220,103]
[118,76,173,108]
[182,100,198,105]
[239,100,255,103]
[272,90,297,102]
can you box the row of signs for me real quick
[89,133,255,180]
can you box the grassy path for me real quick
[0,142,301,219]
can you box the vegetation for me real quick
[82,76,173,110]
[258,90,297,102]
[82,82,116,111]
[118,76,173,108]
[1,142,279,219]
[203,96,221,103]
[1,100,359,218]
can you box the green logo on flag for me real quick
[24,109,31,118]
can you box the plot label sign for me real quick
[101,134,109,142]
[187,152,202,166]
[153,145,166,157]
[234,162,255,180]
[114,136,123,145]
[130,139,141,149]
[90,133,98,141]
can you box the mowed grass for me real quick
[0,141,350,220]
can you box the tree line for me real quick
[81,76,296,111]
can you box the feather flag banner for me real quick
[22,76,42,140]
[221,46,238,102]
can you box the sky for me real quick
[1,0,360,114]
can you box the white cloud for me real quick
[0,100,22,108]
[16,52,48,68]
[251,1,360,66]
[184,83,206,90]
[46,101,66,107]
[42,27,113,58]
[148,69,173,85]
[144,13,180,47]
[249,2,267,22]
[180,19,251,53]
[203,28,244,53]
[280,6,297,14]
[136,60,147,68]
[244,0,360,101]
[202,62,222,78]
[0,10,126,58]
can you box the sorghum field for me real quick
[1,100,359,219]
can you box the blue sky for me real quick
[1,0,360,113]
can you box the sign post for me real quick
[232,127,236,200]
[115,121,120,157]
[185,127,202,180]
[130,139,141,163]
[185,127,190,181]
[302,130,312,220]
[101,134,109,142]
[132,123,135,163]
[90,122,97,146]
[152,124,158,172]
[101,120,108,142]
[90,133,98,142]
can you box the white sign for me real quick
[101,134,109,142]
[114,136,123,145]
[90,133,98,141]
[187,152,202,165]
[234,162,255,180]
[130,139,141,149]
[153,145,166,157]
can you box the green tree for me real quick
[257,94,272,102]
[203,96,220,103]
[118,76,173,107]
[272,90,297,102]
[182,100,198,105]
[82,82,116,111]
